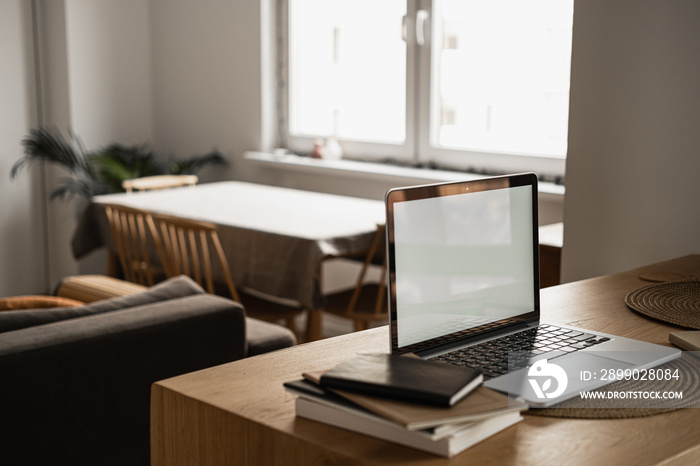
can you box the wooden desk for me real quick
[151,257,700,465]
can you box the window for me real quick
[282,0,573,179]
[288,0,407,144]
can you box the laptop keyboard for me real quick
[429,325,611,379]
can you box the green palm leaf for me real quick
[170,150,227,175]
[11,127,90,178]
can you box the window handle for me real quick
[401,14,409,42]
[416,9,429,46]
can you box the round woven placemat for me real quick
[526,352,700,419]
[625,281,700,329]
[639,271,698,283]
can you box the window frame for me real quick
[279,0,568,179]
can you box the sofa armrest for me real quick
[0,293,245,466]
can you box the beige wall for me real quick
[64,0,154,149]
[0,0,156,295]
[0,0,269,294]
[562,0,700,281]
[43,0,155,288]
[150,0,271,173]
[0,0,46,297]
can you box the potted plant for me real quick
[10,127,227,200]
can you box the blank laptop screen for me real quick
[392,183,536,349]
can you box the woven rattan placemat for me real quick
[639,271,698,283]
[625,281,700,329]
[526,352,700,419]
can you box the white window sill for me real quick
[244,151,565,201]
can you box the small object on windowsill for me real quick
[310,139,324,159]
[322,137,343,160]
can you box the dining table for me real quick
[72,181,386,340]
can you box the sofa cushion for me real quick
[55,274,149,303]
[245,317,297,356]
[0,295,83,311]
[0,275,205,334]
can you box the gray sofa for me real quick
[0,276,296,465]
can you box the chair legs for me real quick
[353,320,369,332]
[285,317,298,337]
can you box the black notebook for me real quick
[319,353,483,407]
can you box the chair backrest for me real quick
[148,213,240,302]
[102,203,161,286]
[122,174,198,193]
[346,224,387,316]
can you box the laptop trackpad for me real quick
[484,352,634,408]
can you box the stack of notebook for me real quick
[284,353,528,458]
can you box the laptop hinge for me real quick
[415,318,540,359]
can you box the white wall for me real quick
[0,0,46,297]
[55,0,154,284]
[561,0,700,282]
[64,0,154,148]
[150,0,270,178]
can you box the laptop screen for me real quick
[386,174,540,354]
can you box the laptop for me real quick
[385,173,680,408]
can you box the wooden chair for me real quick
[103,203,164,286]
[148,213,239,300]
[323,224,388,332]
[122,174,198,193]
[148,212,305,336]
